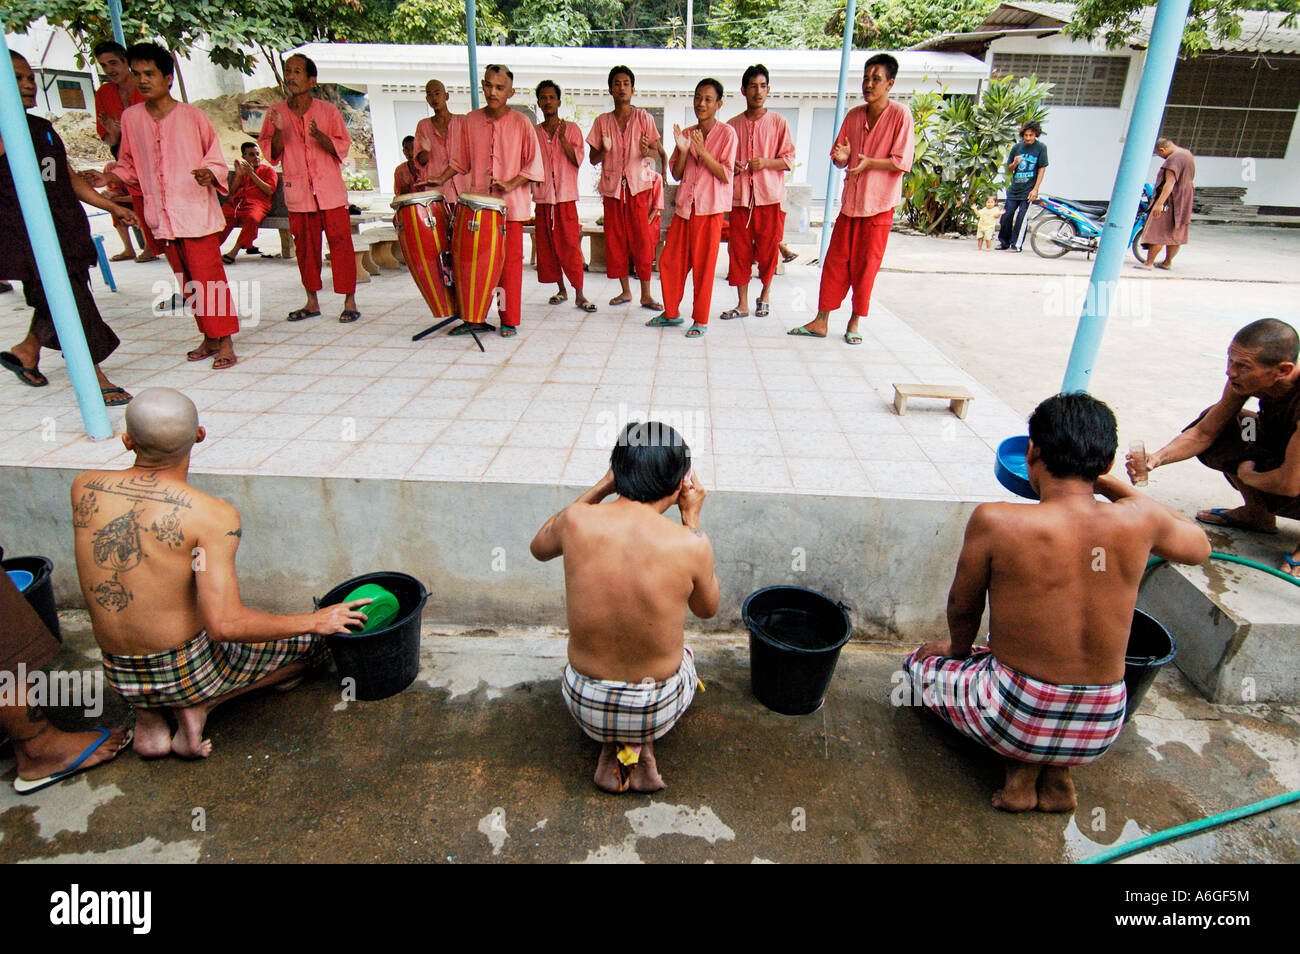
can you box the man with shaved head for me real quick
[71,388,371,758]
[413,79,463,201]
[1130,319,1300,576]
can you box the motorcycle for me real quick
[1029,184,1154,262]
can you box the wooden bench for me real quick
[892,383,974,419]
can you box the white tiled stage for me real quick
[0,251,1025,500]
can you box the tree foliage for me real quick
[1068,0,1299,54]
[387,0,507,44]
[902,74,1053,234]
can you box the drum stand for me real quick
[411,317,492,353]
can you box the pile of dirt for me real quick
[56,82,376,174]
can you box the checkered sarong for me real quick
[101,629,326,708]
[562,647,698,744]
[904,647,1126,766]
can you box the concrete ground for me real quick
[1,615,1297,864]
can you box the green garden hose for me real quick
[1078,790,1300,864]
[1145,551,1300,588]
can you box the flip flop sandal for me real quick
[645,314,684,328]
[755,302,770,317]
[211,355,238,370]
[110,250,136,261]
[339,309,362,324]
[609,295,633,306]
[286,309,321,322]
[221,253,237,264]
[449,321,494,336]
[844,331,863,345]
[100,386,132,407]
[718,309,748,321]
[12,727,129,795]
[548,293,568,305]
[685,323,708,338]
[781,250,798,263]
[641,300,664,310]
[1283,554,1300,577]
[500,326,518,338]
[787,326,826,338]
[0,351,48,387]
[577,301,597,313]
[1195,508,1278,534]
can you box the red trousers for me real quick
[162,233,239,338]
[221,204,268,252]
[603,184,655,281]
[290,205,356,295]
[496,220,524,328]
[727,202,784,288]
[660,212,724,324]
[535,201,583,291]
[817,210,893,315]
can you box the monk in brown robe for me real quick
[1139,138,1194,270]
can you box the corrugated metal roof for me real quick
[979,2,1300,54]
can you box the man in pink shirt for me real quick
[534,80,594,314]
[790,54,914,345]
[414,79,463,202]
[259,54,360,324]
[647,79,737,339]
[433,65,543,338]
[587,67,667,310]
[394,136,419,195]
[106,43,240,370]
[723,65,795,322]
[220,141,277,263]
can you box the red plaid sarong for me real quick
[904,647,1126,766]
[101,629,326,708]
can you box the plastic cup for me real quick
[1129,440,1149,486]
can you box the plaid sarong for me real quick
[904,647,1126,766]
[562,647,698,744]
[101,629,326,708]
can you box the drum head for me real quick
[391,188,446,210]
[457,192,506,213]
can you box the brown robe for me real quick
[1141,146,1195,246]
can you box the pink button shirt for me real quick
[670,120,738,219]
[533,120,583,205]
[586,109,661,198]
[414,114,463,203]
[110,102,228,240]
[835,100,915,218]
[728,110,796,209]
[449,108,544,223]
[258,98,351,213]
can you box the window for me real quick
[56,79,86,110]
[1160,54,1299,158]
[991,53,1129,107]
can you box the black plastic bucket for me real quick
[743,586,853,715]
[1123,608,1176,723]
[317,571,428,701]
[2,555,60,642]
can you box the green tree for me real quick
[903,74,1053,234]
[387,0,507,43]
[511,0,626,46]
[1068,0,1298,53]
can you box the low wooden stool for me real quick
[892,383,974,419]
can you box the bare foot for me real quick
[1035,766,1078,813]
[628,742,666,792]
[593,743,627,794]
[992,759,1040,812]
[171,704,214,759]
[133,709,173,758]
[15,725,129,782]
[1282,548,1300,578]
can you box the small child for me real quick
[974,195,1002,250]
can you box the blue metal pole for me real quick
[108,0,126,46]
[819,0,857,262]
[0,47,112,439]
[1060,0,1191,392]
[466,0,480,110]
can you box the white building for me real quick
[291,44,988,203]
[913,1,1300,208]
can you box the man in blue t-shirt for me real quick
[998,121,1048,251]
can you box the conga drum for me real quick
[452,192,507,326]
[391,189,455,319]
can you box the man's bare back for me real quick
[72,466,221,656]
[559,495,714,682]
